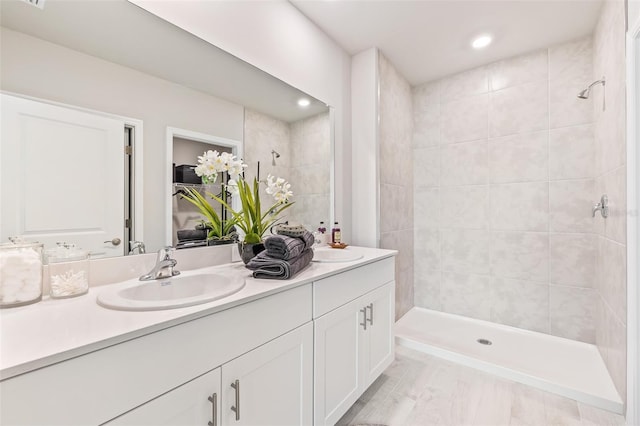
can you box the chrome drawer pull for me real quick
[230,380,240,421]
[207,393,217,426]
[367,303,374,326]
[360,307,368,330]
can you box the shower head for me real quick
[577,77,605,99]
[271,150,281,166]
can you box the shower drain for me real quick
[477,338,493,345]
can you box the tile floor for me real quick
[337,345,626,426]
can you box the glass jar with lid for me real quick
[46,242,90,299]
[0,238,44,308]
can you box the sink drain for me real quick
[477,338,492,345]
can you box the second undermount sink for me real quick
[97,272,245,311]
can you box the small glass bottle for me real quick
[46,243,90,299]
[0,238,44,308]
[331,222,342,244]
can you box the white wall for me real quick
[130,0,353,241]
[0,28,244,251]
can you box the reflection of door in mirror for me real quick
[0,94,130,258]
[166,128,242,247]
[244,109,331,231]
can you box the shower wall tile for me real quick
[440,94,488,144]
[549,124,595,180]
[549,233,596,287]
[549,179,594,233]
[439,66,488,101]
[414,269,441,311]
[396,265,415,320]
[440,140,488,186]
[381,182,413,233]
[413,108,440,148]
[491,277,549,333]
[597,236,627,326]
[413,81,440,114]
[488,131,548,183]
[549,285,596,343]
[490,231,549,282]
[440,186,489,229]
[414,229,440,271]
[414,188,440,230]
[549,37,593,129]
[488,48,548,92]
[489,80,548,138]
[441,272,493,321]
[440,229,490,275]
[490,182,548,231]
[414,147,440,189]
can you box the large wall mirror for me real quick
[0,0,334,257]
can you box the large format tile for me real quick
[597,236,627,326]
[414,228,440,271]
[549,285,596,343]
[490,182,548,231]
[549,124,595,180]
[549,179,595,233]
[414,147,440,189]
[440,186,489,229]
[414,188,440,230]
[440,94,488,144]
[549,233,596,287]
[413,107,440,148]
[440,271,493,321]
[490,231,549,282]
[440,229,490,275]
[491,277,549,333]
[489,48,548,91]
[440,140,488,186]
[439,66,488,101]
[413,81,440,115]
[489,131,548,183]
[414,269,441,311]
[489,80,548,138]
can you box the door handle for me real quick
[230,380,240,421]
[207,393,217,426]
[104,237,122,246]
[366,303,374,326]
[360,307,368,330]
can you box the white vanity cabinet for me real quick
[107,323,313,426]
[312,258,395,426]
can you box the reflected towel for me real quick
[264,231,314,260]
[246,248,314,280]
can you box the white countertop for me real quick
[0,246,395,380]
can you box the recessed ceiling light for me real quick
[297,98,311,107]
[472,35,492,49]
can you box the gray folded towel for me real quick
[246,248,314,280]
[264,231,315,260]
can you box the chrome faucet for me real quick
[129,240,146,255]
[139,246,180,281]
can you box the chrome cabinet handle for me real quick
[230,380,240,421]
[207,393,217,426]
[366,303,374,326]
[360,307,368,330]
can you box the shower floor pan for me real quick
[395,307,623,414]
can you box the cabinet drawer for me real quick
[0,284,312,426]
[313,257,394,318]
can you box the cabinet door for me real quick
[221,322,313,426]
[361,281,395,387]
[313,297,367,426]
[105,368,221,426]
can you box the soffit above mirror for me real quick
[0,0,327,123]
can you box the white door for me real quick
[221,323,313,426]
[105,368,221,426]
[362,282,395,388]
[313,298,365,426]
[1,94,125,257]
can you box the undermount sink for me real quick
[312,248,364,263]
[97,272,245,311]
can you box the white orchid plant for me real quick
[182,150,294,244]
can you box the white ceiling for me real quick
[0,0,328,122]
[291,0,604,86]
